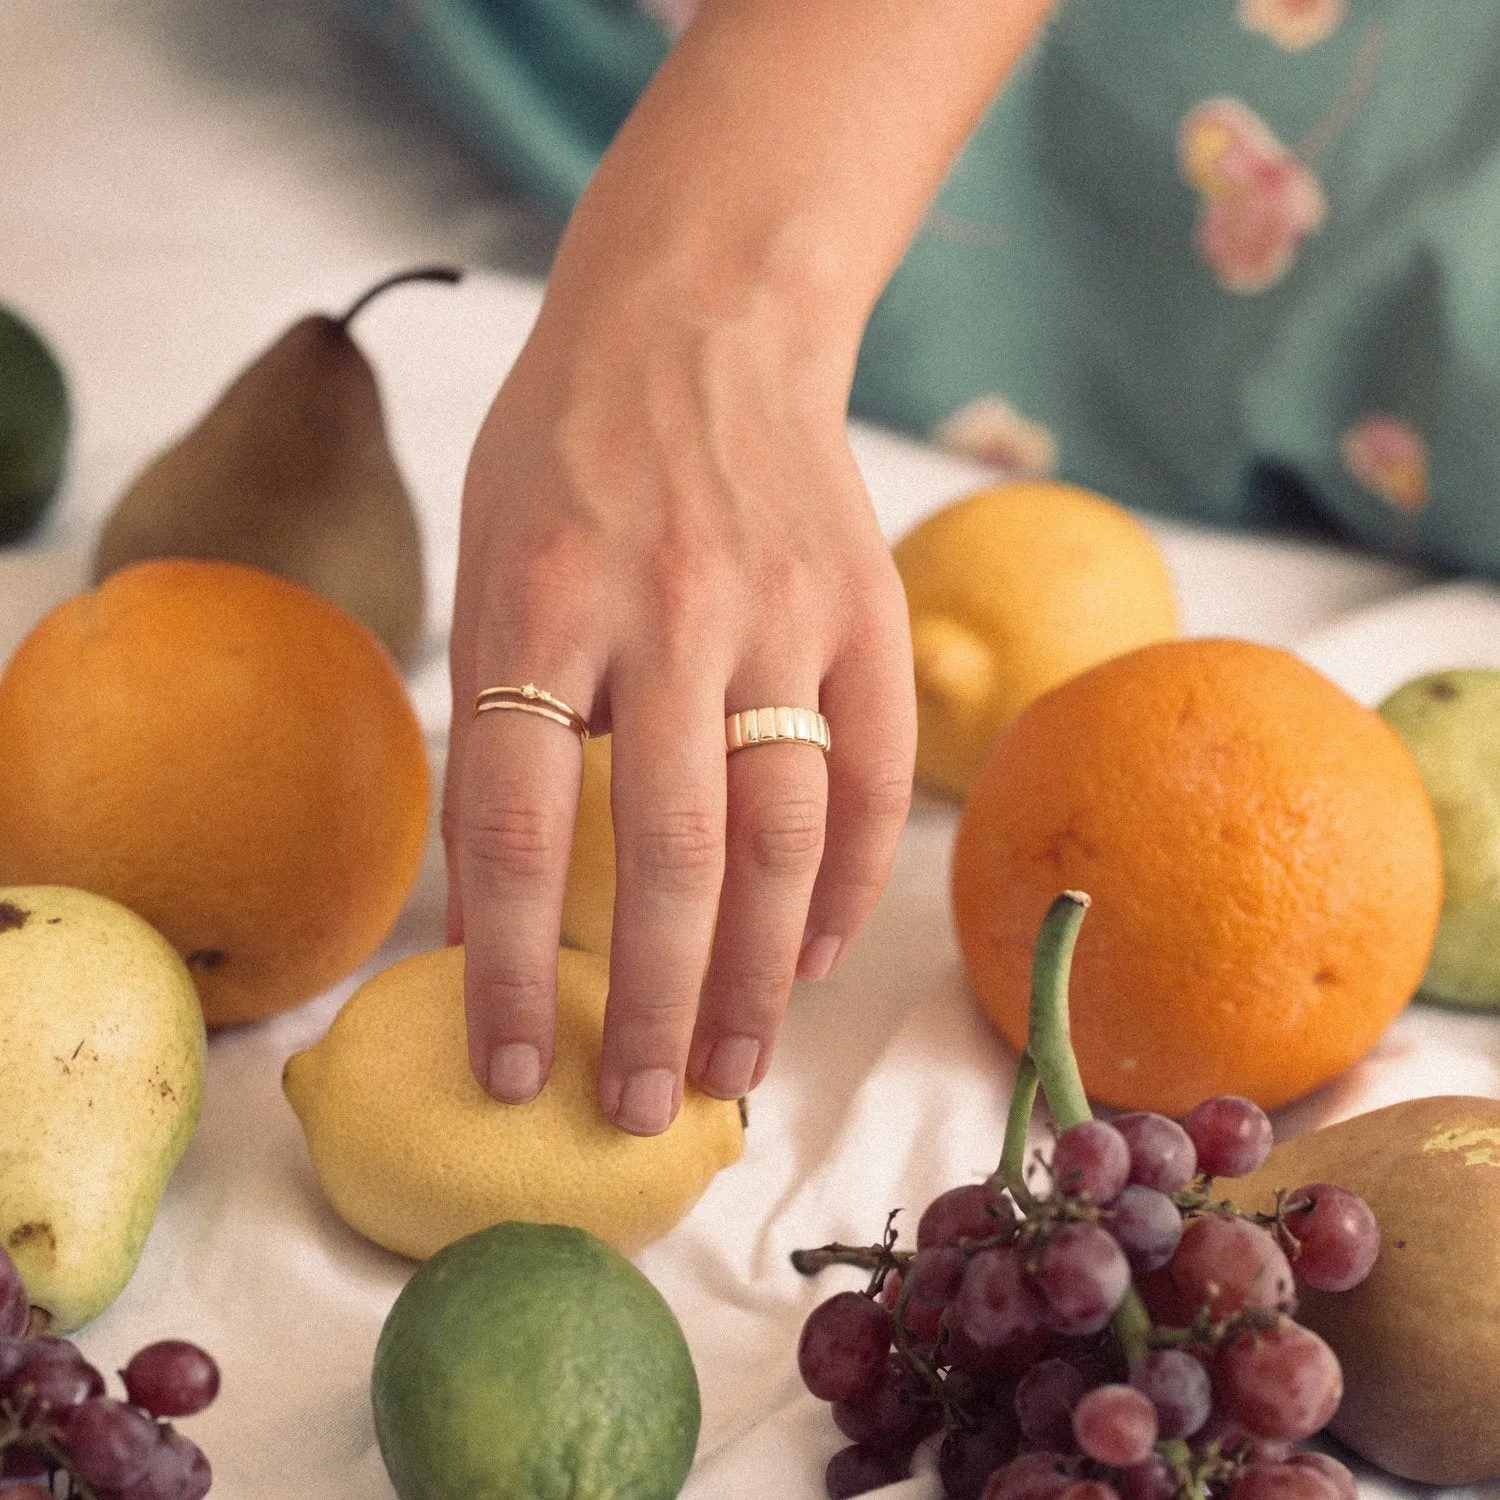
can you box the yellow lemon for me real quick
[282,945,744,1260]
[561,733,615,954]
[894,480,1179,797]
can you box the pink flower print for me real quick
[1240,0,1347,51]
[1179,99,1327,293]
[638,0,699,34]
[1340,414,1429,513]
[934,396,1058,477]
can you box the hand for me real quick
[443,271,916,1135]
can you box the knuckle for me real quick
[842,757,915,828]
[739,796,825,878]
[472,964,553,1020]
[622,804,722,894]
[462,795,563,883]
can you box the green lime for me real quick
[0,304,70,544]
[1380,668,1500,1009]
[371,1221,700,1500]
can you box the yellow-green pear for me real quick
[0,885,205,1332]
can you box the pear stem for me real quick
[337,265,464,328]
[990,890,1154,1371]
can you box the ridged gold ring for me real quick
[725,707,831,754]
[474,683,589,742]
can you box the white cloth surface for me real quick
[5,4,1500,1498]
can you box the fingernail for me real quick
[612,1068,677,1136]
[797,933,844,981]
[487,1043,542,1103]
[701,1035,760,1098]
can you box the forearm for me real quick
[536,0,1056,386]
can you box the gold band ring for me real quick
[725,706,831,754]
[474,683,589,742]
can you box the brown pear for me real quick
[92,267,461,671]
[1230,1095,1500,1484]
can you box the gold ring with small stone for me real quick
[725,707,831,754]
[474,683,589,742]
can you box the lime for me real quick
[371,1221,700,1500]
[0,305,69,544]
[1380,668,1500,1008]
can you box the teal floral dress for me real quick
[350,0,1500,578]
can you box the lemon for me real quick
[372,1221,700,1500]
[561,732,615,954]
[282,945,744,1259]
[894,480,1179,797]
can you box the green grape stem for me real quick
[987,890,1154,1370]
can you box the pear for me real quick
[1230,1095,1500,1484]
[91,267,461,671]
[0,885,205,1332]
[1379,669,1500,1008]
[0,304,69,544]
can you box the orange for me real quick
[0,559,429,1026]
[951,636,1442,1115]
[894,480,1178,797]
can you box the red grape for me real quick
[115,1425,211,1500]
[1106,1185,1183,1273]
[1033,1223,1131,1336]
[1129,1347,1211,1438]
[938,1412,1024,1500]
[1228,1461,1341,1500]
[1117,1453,1178,1500]
[1014,1356,1090,1450]
[1050,1121,1130,1205]
[1214,1320,1342,1441]
[980,1451,1076,1500]
[0,1486,54,1500]
[1182,1098,1273,1179]
[1170,1215,1293,1320]
[918,1184,1019,1250]
[122,1339,221,1418]
[879,1268,945,1344]
[831,1353,940,1449]
[1057,1483,1122,1500]
[1072,1383,1158,1466]
[825,1442,909,1498]
[1280,1183,1379,1292]
[952,1246,1049,1352]
[8,1337,105,1421]
[798,1291,893,1403]
[1285,1451,1357,1500]
[64,1396,161,1489]
[0,1245,29,1339]
[1113,1112,1198,1194]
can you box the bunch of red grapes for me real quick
[0,1246,218,1499]
[795,1095,1379,1500]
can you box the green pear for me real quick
[91,267,461,671]
[0,304,69,545]
[0,885,205,1332]
[1379,669,1500,1008]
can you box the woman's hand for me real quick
[445,267,916,1136]
[443,0,1054,1133]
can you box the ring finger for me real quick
[688,678,830,1100]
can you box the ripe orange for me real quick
[951,637,1442,1115]
[0,559,429,1026]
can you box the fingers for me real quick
[600,667,728,1135]
[688,691,828,1101]
[798,593,916,979]
[451,539,600,1099]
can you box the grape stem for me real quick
[989,890,1154,1371]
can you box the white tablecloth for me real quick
[6,5,1500,1497]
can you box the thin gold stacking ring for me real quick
[725,706,831,755]
[474,682,590,742]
